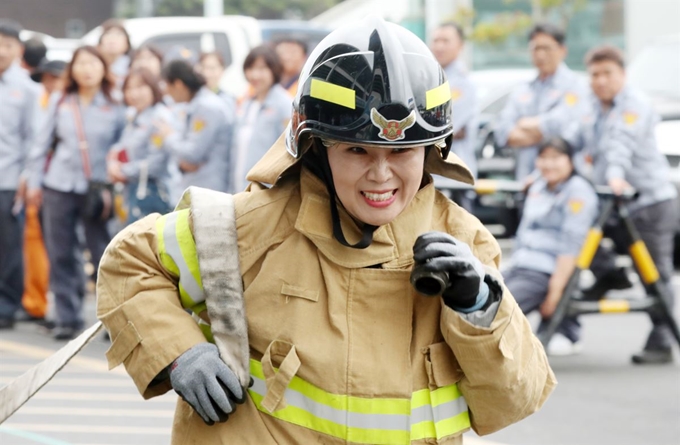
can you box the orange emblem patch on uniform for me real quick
[623,112,638,126]
[569,199,584,214]
[151,134,163,148]
[450,88,462,102]
[192,119,206,132]
[564,92,578,107]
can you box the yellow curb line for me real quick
[0,339,125,375]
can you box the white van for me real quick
[81,16,263,95]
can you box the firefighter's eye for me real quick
[348,146,367,154]
[392,147,412,154]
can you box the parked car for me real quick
[81,16,262,95]
[80,17,332,97]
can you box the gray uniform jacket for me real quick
[511,175,598,275]
[115,103,174,181]
[565,86,676,212]
[444,60,478,178]
[0,64,41,191]
[28,91,126,193]
[495,64,588,180]
[232,84,291,192]
[164,88,233,193]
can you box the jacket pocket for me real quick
[260,339,301,413]
[280,283,319,302]
[424,341,464,390]
[105,321,142,369]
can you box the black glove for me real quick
[413,231,486,310]
[170,343,246,425]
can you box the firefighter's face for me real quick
[327,143,426,226]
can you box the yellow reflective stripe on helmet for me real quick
[248,358,470,444]
[425,81,451,110]
[310,78,356,109]
[155,210,205,308]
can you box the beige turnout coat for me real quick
[96,137,556,444]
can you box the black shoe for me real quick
[14,309,45,323]
[52,326,79,341]
[631,348,673,365]
[581,267,633,301]
[0,318,15,330]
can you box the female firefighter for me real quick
[96,17,556,445]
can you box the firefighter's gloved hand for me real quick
[170,342,246,425]
[413,231,489,312]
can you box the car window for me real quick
[145,32,232,67]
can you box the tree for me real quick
[449,0,587,46]
[151,0,344,19]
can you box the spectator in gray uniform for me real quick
[566,45,678,364]
[26,46,126,340]
[98,19,132,85]
[20,37,47,76]
[198,51,236,112]
[232,45,290,192]
[504,137,598,356]
[0,21,41,330]
[157,60,233,193]
[430,22,478,210]
[495,23,588,181]
[107,68,174,223]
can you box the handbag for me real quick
[71,96,114,222]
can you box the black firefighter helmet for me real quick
[286,16,454,158]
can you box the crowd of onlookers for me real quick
[0,18,305,339]
[0,16,676,363]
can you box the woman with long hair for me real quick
[108,68,174,223]
[98,19,132,83]
[26,45,126,340]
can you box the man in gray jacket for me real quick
[567,45,677,364]
[0,21,40,329]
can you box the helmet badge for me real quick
[370,108,417,142]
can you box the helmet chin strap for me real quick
[302,139,378,249]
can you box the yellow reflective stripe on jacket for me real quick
[248,359,470,444]
[155,210,205,309]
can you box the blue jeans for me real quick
[126,180,171,224]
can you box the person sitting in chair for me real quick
[504,137,598,356]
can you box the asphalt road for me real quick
[1,263,679,445]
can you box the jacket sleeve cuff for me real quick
[96,216,208,399]
[451,282,489,314]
